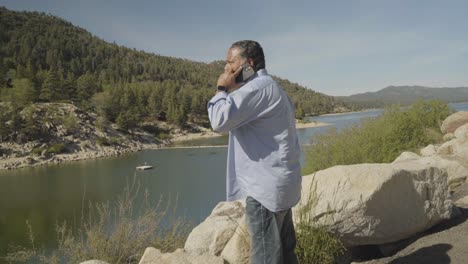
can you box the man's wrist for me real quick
[217,85,227,92]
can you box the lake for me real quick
[0,102,467,256]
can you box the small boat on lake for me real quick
[136,163,153,170]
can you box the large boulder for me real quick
[295,162,455,246]
[184,200,244,256]
[221,216,250,264]
[441,111,468,134]
[138,247,224,264]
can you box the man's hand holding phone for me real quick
[216,66,243,93]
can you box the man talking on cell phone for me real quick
[207,40,301,264]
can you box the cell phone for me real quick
[235,63,255,83]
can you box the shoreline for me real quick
[0,121,331,171]
[317,109,380,117]
[295,121,331,129]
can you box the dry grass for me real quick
[295,180,346,264]
[3,175,192,264]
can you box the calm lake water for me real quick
[1,102,467,256]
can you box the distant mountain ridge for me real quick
[339,86,468,108]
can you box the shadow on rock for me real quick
[427,207,468,235]
[387,243,452,264]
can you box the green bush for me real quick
[62,113,79,134]
[303,100,451,174]
[158,133,171,140]
[31,148,44,155]
[46,143,66,154]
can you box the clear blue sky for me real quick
[2,0,468,96]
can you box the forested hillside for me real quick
[0,7,346,143]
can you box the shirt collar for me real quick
[257,69,268,76]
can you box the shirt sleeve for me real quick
[207,88,267,133]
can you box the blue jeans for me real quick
[245,196,299,264]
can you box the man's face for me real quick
[225,47,247,73]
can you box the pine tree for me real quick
[12,78,37,106]
[76,73,98,101]
[39,69,60,101]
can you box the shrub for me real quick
[96,136,110,146]
[62,113,79,134]
[295,181,346,263]
[158,133,171,140]
[109,137,122,145]
[46,143,66,154]
[31,148,44,155]
[303,100,451,174]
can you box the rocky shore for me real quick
[0,103,221,170]
[0,106,330,171]
[0,128,217,170]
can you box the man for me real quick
[207,40,302,264]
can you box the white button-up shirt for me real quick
[207,69,302,212]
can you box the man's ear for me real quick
[248,58,255,69]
